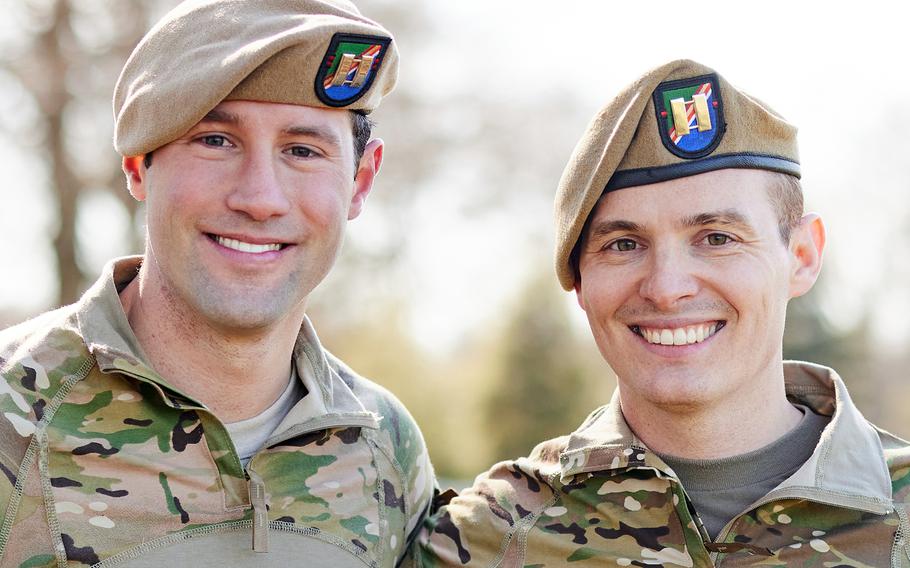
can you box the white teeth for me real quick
[673,329,686,346]
[215,236,281,254]
[639,323,720,346]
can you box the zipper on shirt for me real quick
[667,479,717,565]
[247,469,269,553]
[241,415,378,554]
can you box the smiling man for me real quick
[416,60,910,566]
[0,1,433,566]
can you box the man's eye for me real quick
[201,135,229,147]
[608,239,637,252]
[287,146,316,158]
[706,233,731,246]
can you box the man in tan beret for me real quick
[415,59,910,566]
[0,0,433,566]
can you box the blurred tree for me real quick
[784,275,872,382]
[480,269,608,463]
[1,0,167,305]
[780,271,910,441]
[313,0,591,329]
[309,302,473,478]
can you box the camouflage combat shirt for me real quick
[416,362,910,567]
[0,257,435,567]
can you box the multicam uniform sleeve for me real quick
[414,454,559,568]
[387,399,436,565]
[0,357,36,549]
[362,386,435,566]
[0,321,96,566]
[326,354,437,566]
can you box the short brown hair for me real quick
[767,172,803,242]
[351,110,374,166]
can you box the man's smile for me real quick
[630,321,727,346]
[206,233,292,254]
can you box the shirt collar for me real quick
[74,257,377,428]
[777,361,891,512]
[76,256,151,372]
[559,361,892,512]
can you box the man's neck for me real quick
[620,373,803,460]
[118,270,303,423]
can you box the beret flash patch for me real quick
[653,73,725,159]
[315,33,391,107]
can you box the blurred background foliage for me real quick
[1,0,909,484]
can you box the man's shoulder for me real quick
[417,434,571,567]
[324,351,413,421]
[440,435,570,527]
[322,351,436,542]
[1,304,80,352]
[323,351,427,461]
[0,303,92,393]
[0,304,93,466]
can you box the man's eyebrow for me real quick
[587,219,643,240]
[196,113,343,148]
[283,125,343,148]
[200,108,241,124]
[682,209,753,229]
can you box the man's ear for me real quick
[574,277,587,311]
[122,156,147,201]
[789,213,826,298]
[348,139,383,220]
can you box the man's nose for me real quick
[638,248,700,310]
[225,150,292,221]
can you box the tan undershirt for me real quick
[223,365,304,469]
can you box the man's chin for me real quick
[189,288,300,333]
[619,371,727,409]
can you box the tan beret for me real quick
[554,59,800,290]
[113,0,398,156]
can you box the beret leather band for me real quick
[605,152,801,192]
[553,59,801,291]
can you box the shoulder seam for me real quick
[366,432,398,565]
[487,471,560,567]
[0,355,95,564]
[512,475,560,567]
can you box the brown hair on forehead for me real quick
[568,171,804,285]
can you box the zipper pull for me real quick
[248,469,269,553]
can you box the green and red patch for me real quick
[315,33,391,107]
[652,73,725,159]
